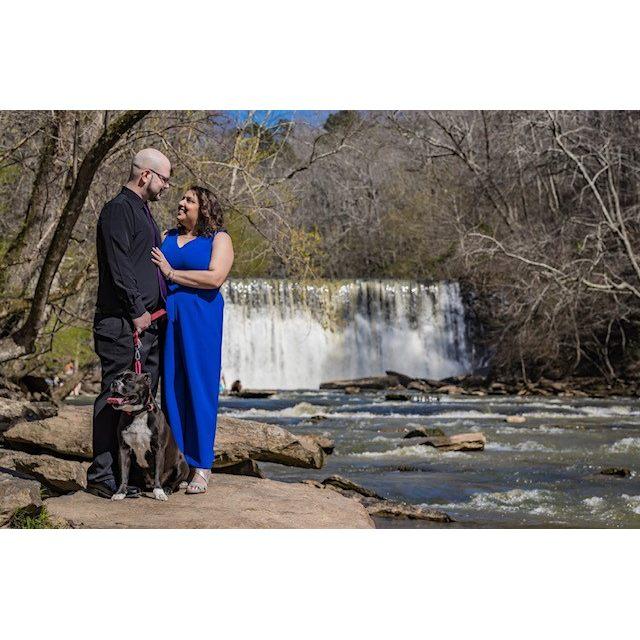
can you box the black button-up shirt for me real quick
[95,187,162,319]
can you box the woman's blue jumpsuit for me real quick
[161,229,224,469]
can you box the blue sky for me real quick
[227,110,334,127]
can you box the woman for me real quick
[151,186,234,494]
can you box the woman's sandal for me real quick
[185,468,210,494]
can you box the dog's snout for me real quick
[111,379,124,394]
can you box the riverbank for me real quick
[320,371,640,399]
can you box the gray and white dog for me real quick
[107,370,190,501]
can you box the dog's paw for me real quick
[153,488,168,501]
[111,492,126,501]
[178,481,188,490]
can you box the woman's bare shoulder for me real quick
[213,230,233,245]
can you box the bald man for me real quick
[87,149,172,499]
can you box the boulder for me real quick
[400,432,486,452]
[0,376,23,397]
[45,474,374,529]
[3,408,93,459]
[365,501,453,522]
[395,464,422,472]
[539,378,568,393]
[320,376,396,391]
[344,386,361,395]
[434,385,465,395]
[3,406,326,470]
[321,475,383,499]
[0,469,42,526]
[407,380,429,393]
[385,393,411,401]
[600,467,632,478]
[215,416,325,469]
[384,370,415,387]
[403,426,446,439]
[211,459,264,478]
[0,397,57,433]
[230,390,276,399]
[0,398,33,429]
[316,475,453,523]
[307,434,335,454]
[0,449,89,492]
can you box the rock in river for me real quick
[321,474,383,498]
[306,434,335,454]
[399,432,486,452]
[311,475,453,523]
[600,467,632,478]
[403,426,446,439]
[321,375,397,390]
[215,415,325,469]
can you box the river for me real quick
[219,389,640,528]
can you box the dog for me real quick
[107,370,190,501]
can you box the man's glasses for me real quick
[147,168,171,186]
[134,163,171,186]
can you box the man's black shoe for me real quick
[86,481,115,499]
[86,481,142,499]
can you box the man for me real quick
[86,148,171,499]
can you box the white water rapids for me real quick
[220,279,472,389]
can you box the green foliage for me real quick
[236,119,295,166]
[0,164,21,259]
[0,237,10,262]
[284,227,327,278]
[41,325,96,372]
[324,110,361,134]
[0,163,20,192]
[10,506,64,529]
[225,209,274,277]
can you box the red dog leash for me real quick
[133,309,167,374]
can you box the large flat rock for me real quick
[3,406,324,469]
[215,415,324,468]
[0,397,57,432]
[0,449,88,492]
[2,409,92,458]
[0,470,42,526]
[0,398,33,429]
[45,475,374,529]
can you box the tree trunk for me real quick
[0,112,75,303]
[0,110,150,364]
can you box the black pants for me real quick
[87,315,163,486]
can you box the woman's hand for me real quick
[151,247,172,277]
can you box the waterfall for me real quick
[220,279,473,390]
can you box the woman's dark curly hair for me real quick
[178,186,225,237]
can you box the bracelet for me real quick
[167,269,174,282]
